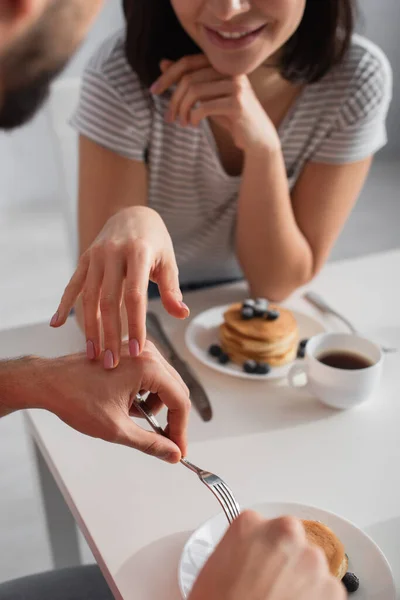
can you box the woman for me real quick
[52,0,392,369]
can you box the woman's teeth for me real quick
[217,31,253,39]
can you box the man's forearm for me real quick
[0,356,44,417]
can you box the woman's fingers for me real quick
[159,59,173,73]
[179,79,233,126]
[156,256,189,319]
[82,258,104,360]
[151,54,210,94]
[125,245,152,357]
[51,255,89,327]
[100,252,125,369]
[190,97,235,127]
[167,67,222,125]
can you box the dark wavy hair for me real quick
[123,0,357,88]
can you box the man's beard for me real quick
[0,0,85,130]
[0,66,64,130]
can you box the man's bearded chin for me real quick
[0,0,84,130]
[0,67,64,130]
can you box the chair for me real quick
[47,78,81,265]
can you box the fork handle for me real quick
[133,394,167,437]
[304,292,357,334]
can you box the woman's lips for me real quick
[203,24,267,50]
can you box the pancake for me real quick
[220,323,298,355]
[223,303,298,343]
[219,301,299,367]
[302,520,348,580]
[223,344,298,367]
[220,323,298,366]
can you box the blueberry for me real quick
[297,346,306,359]
[342,573,359,593]
[243,360,258,374]
[209,344,222,358]
[255,298,269,307]
[218,352,230,365]
[254,307,268,318]
[243,299,256,308]
[266,310,280,321]
[299,338,309,349]
[255,363,271,375]
[241,306,255,320]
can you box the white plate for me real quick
[179,502,396,599]
[185,304,326,380]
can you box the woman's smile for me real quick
[202,23,268,51]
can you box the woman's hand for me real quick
[151,54,280,154]
[51,206,189,368]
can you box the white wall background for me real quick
[358,0,400,152]
[0,0,398,212]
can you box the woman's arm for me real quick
[78,134,148,255]
[74,134,148,345]
[236,149,372,301]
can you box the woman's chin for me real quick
[207,54,266,78]
[207,59,257,77]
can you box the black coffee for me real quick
[317,351,373,370]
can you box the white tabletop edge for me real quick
[24,411,123,600]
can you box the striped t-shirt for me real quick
[72,31,392,286]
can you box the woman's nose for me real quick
[207,0,251,21]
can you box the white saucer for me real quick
[178,501,396,599]
[185,304,326,380]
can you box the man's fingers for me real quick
[143,360,191,456]
[157,351,190,397]
[129,393,163,418]
[51,256,89,327]
[100,254,124,369]
[117,417,181,463]
[151,54,210,94]
[125,249,151,356]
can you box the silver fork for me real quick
[134,394,240,524]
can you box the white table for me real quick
[2,250,400,599]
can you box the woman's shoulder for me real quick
[318,35,392,119]
[84,30,152,110]
[341,35,392,89]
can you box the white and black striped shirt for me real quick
[72,31,392,285]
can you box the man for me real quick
[0,2,344,599]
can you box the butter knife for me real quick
[304,291,397,354]
[146,312,213,421]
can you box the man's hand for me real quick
[189,512,345,600]
[0,341,190,462]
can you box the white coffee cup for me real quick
[288,333,383,409]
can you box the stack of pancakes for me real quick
[219,302,299,367]
[302,520,348,580]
